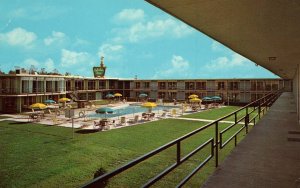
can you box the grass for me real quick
[92,100,110,106]
[182,106,258,122]
[0,106,257,187]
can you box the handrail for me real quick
[82,90,282,187]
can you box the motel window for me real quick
[265,82,272,91]
[158,82,166,89]
[135,82,140,89]
[144,82,150,89]
[196,82,206,90]
[218,82,225,90]
[257,82,264,90]
[251,82,256,90]
[99,81,106,89]
[88,80,95,90]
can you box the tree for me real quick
[53,68,59,75]
[40,68,47,75]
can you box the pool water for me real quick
[87,105,177,118]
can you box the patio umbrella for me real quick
[30,103,47,110]
[211,96,222,101]
[58,97,71,103]
[139,93,148,98]
[114,93,122,97]
[189,98,202,103]
[141,102,157,113]
[95,107,114,114]
[44,99,56,104]
[114,93,122,101]
[95,107,114,118]
[105,94,114,98]
[202,97,213,102]
[188,94,198,99]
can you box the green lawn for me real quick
[0,106,253,187]
[92,100,111,105]
[182,106,258,122]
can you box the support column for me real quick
[293,64,300,125]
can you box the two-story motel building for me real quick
[0,70,291,113]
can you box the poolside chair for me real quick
[93,121,103,131]
[91,104,96,110]
[149,113,155,120]
[120,116,126,126]
[107,119,116,129]
[158,112,167,119]
[171,109,177,117]
[128,115,139,124]
[51,116,64,125]
[142,113,148,120]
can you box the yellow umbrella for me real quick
[189,98,202,103]
[141,102,157,113]
[142,102,157,108]
[30,103,47,109]
[188,94,198,99]
[114,93,122,97]
[58,97,71,103]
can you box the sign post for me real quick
[65,109,75,139]
[93,56,106,78]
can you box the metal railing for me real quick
[82,90,282,187]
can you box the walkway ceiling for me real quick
[146,0,300,79]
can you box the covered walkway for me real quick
[202,92,300,188]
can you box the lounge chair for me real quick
[52,116,64,125]
[171,109,177,117]
[93,121,103,131]
[119,117,126,126]
[128,115,139,124]
[158,112,167,119]
[149,113,155,120]
[142,113,148,120]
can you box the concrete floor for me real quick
[202,92,300,188]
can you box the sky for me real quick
[0,0,278,79]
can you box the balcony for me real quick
[202,92,299,188]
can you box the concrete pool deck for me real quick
[0,102,199,130]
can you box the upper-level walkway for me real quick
[202,92,300,188]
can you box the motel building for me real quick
[0,65,291,113]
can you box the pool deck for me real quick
[201,92,300,188]
[0,102,188,130]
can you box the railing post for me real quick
[215,122,219,167]
[245,113,249,134]
[258,102,261,119]
[234,112,237,123]
[234,135,237,147]
[177,142,181,164]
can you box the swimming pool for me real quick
[87,105,177,118]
